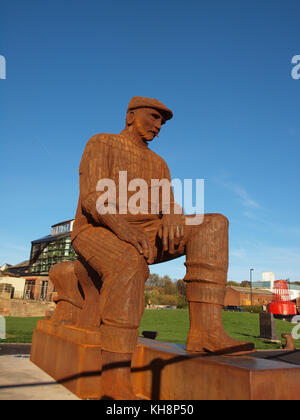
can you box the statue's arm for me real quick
[162,162,183,215]
[79,134,154,263]
[157,162,185,254]
[79,135,129,233]
[79,134,111,225]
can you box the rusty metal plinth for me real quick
[30,320,102,399]
[132,339,300,400]
[31,320,300,400]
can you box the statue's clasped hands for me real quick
[114,214,185,265]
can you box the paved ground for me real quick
[0,355,79,400]
[0,343,31,356]
[252,349,300,366]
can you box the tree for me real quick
[227,281,241,287]
[241,281,251,288]
[146,274,160,288]
[176,279,186,296]
[145,274,188,308]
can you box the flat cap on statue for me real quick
[127,96,173,121]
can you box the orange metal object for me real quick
[268,280,297,316]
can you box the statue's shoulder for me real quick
[148,148,169,168]
[86,133,120,149]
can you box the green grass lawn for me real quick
[0,317,43,343]
[139,309,300,350]
[1,310,299,350]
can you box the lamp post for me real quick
[250,269,254,308]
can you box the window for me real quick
[30,234,77,275]
[24,280,35,300]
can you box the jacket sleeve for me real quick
[79,134,111,224]
[161,162,183,215]
[78,134,138,239]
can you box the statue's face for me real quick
[134,108,165,142]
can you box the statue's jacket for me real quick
[72,131,175,241]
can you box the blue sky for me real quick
[1,0,300,283]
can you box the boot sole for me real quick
[203,342,256,356]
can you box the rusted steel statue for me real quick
[48,96,254,399]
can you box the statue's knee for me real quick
[212,213,229,228]
[49,261,75,287]
[189,213,229,243]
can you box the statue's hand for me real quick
[116,226,155,265]
[99,214,154,264]
[158,214,185,254]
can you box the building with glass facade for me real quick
[0,220,77,302]
[30,220,76,276]
[253,281,300,301]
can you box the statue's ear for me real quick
[126,111,135,126]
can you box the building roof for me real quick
[51,219,74,228]
[228,286,273,296]
[0,271,18,277]
[10,260,30,268]
[31,232,71,245]
[0,263,12,269]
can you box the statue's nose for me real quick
[155,120,162,131]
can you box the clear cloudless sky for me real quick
[1,0,300,283]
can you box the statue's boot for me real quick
[185,282,255,354]
[184,214,255,355]
[49,261,84,325]
[100,350,138,400]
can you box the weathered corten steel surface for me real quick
[31,97,255,399]
[31,325,300,400]
[132,339,300,400]
[31,320,102,399]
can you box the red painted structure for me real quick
[268,280,297,316]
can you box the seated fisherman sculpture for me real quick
[49,96,254,399]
